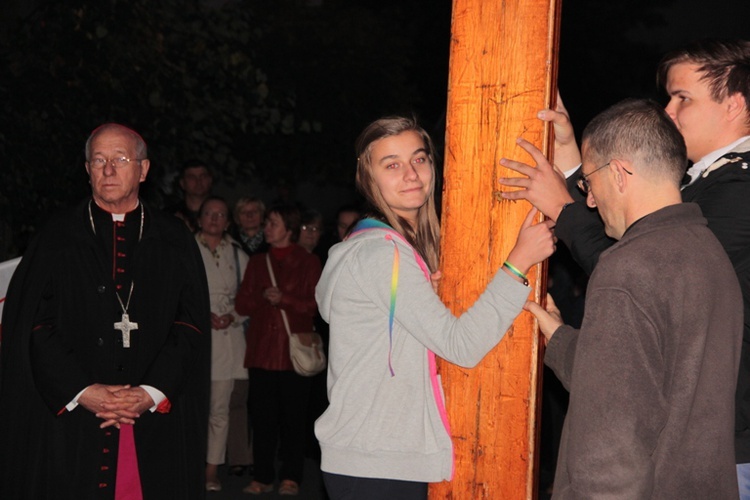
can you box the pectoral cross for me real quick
[114,313,138,348]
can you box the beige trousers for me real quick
[207,379,234,465]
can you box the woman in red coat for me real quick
[235,204,322,496]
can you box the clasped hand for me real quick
[211,312,234,330]
[263,287,282,306]
[78,383,155,429]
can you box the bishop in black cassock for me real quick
[0,124,210,499]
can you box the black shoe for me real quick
[228,465,247,476]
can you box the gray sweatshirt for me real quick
[314,220,530,482]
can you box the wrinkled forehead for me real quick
[89,127,140,156]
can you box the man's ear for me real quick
[139,159,151,183]
[610,159,631,193]
[725,92,747,123]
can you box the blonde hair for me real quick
[233,196,265,224]
[354,116,441,272]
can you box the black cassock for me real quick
[0,199,211,499]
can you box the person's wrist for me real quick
[553,199,576,222]
[505,248,532,274]
[502,265,528,286]
[503,259,530,286]
[501,254,534,285]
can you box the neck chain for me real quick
[88,199,144,348]
[116,282,135,316]
[88,199,144,241]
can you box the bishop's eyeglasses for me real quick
[87,157,144,169]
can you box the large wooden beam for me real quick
[429,0,561,498]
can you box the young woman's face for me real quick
[369,130,432,225]
[263,212,292,248]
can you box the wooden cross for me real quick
[430,0,560,498]
[114,313,138,348]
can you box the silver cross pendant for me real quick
[114,313,138,348]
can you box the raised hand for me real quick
[539,93,581,172]
[504,207,557,276]
[499,138,574,222]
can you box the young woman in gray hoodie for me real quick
[315,116,556,499]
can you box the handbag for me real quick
[265,254,326,376]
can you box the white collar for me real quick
[685,135,750,186]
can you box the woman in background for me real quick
[232,196,267,256]
[236,204,322,496]
[195,196,251,492]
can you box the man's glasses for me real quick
[301,225,320,232]
[576,162,610,193]
[88,157,144,169]
[577,161,632,193]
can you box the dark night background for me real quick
[1,0,749,260]
[1,1,749,497]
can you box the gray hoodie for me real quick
[314,220,530,482]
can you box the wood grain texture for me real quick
[429,0,560,498]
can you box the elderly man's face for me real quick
[86,128,149,213]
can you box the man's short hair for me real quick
[657,38,750,111]
[180,160,213,178]
[582,99,687,186]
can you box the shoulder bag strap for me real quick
[266,253,292,339]
[233,244,241,289]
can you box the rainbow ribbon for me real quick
[348,218,453,475]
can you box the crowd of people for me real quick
[166,163,357,496]
[0,36,749,500]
